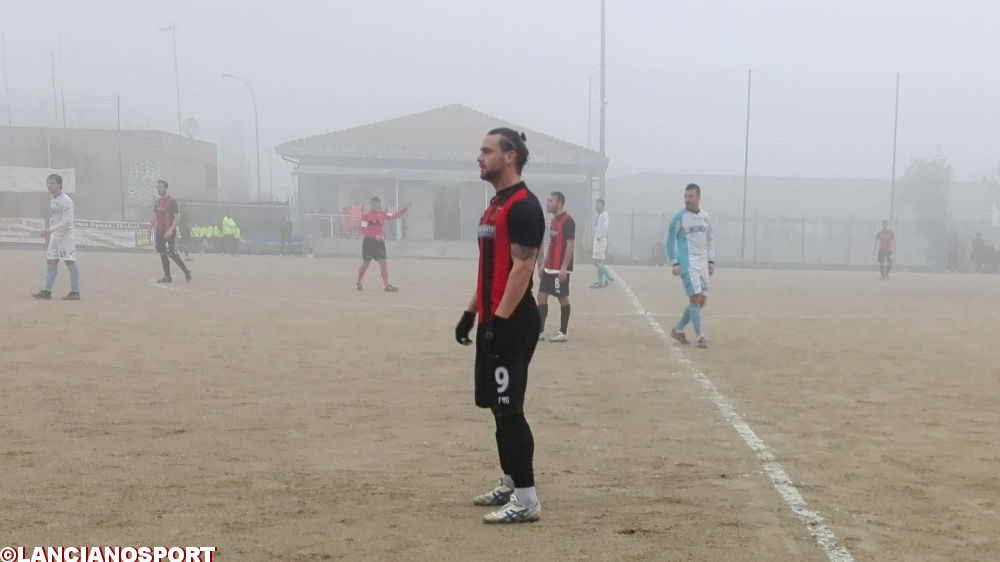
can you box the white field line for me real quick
[611,270,855,562]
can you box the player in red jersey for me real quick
[150,180,191,283]
[455,128,545,524]
[355,196,410,292]
[875,220,895,280]
[536,192,575,342]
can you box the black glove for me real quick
[485,315,515,359]
[455,310,475,345]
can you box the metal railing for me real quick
[592,212,992,269]
[300,213,400,240]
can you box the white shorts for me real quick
[47,235,77,261]
[592,239,607,260]
[681,265,709,297]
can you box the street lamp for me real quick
[158,25,182,135]
[221,73,261,201]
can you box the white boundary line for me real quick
[612,271,855,562]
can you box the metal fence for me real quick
[596,212,991,269]
[300,213,400,241]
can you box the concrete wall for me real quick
[0,127,217,221]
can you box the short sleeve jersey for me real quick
[154,196,179,235]
[876,229,894,253]
[476,182,545,321]
[543,213,575,272]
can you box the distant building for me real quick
[276,103,607,257]
[0,126,217,221]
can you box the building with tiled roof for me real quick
[277,104,607,256]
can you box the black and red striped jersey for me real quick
[476,182,545,321]
[543,212,576,272]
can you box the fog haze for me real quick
[3,0,999,198]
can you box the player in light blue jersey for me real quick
[665,183,714,348]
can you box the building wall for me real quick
[0,127,217,221]
[293,161,597,247]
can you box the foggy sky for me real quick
[2,0,999,199]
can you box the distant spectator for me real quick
[971,232,986,273]
[280,217,293,256]
[946,232,959,273]
[178,206,192,261]
[221,214,238,255]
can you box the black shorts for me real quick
[155,232,178,254]
[362,237,387,260]
[878,250,892,264]
[474,305,541,414]
[538,272,570,297]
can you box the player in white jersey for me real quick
[590,198,614,288]
[32,173,80,300]
[665,183,714,348]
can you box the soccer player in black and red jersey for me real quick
[536,192,575,342]
[150,180,192,283]
[455,128,545,524]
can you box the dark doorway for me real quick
[433,185,461,240]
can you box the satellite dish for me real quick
[181,118,200,138]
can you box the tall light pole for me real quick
[159,25,182,135]
[1,31,11,125]
[740,69,752,261]
[1,31,8,94]
[889,72,900,228]
[599,0,607,201]
[222,73,261,201]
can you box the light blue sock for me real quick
[596,266,605,285]
[674,306,691,332]
[44,263,57,291]
[689,304,702,337]
[601,264,614,280]
[66,262,79,292]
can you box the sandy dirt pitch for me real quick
[2,247,999,561]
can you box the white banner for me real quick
[0,217,151,248]
[0,216,45,243]
[75,219,152,249]
[0,166,76,193]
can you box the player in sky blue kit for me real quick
[666,183,715,348]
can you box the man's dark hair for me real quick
[596,198,605,205]
[157,179,169,189]
[685,183,700,196]
[371,196,381,203]
[488,127,529,173]
[551,191,565,205]
[46,173,62,186]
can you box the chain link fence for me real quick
[593,212,991,270]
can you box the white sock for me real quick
[502,474,515,489]
[514,486,538,507]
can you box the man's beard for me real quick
[480,167,498,182]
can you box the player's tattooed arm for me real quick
[511,243,538,262]
[495,244,539,318]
